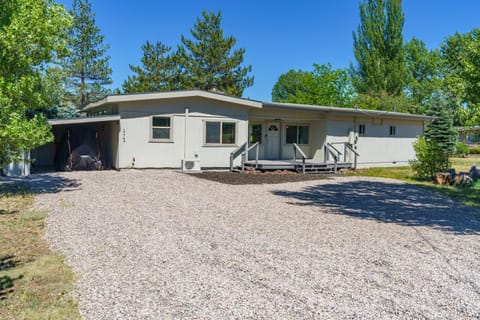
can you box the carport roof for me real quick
[48,115,120,126]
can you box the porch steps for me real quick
[241,160,353,174]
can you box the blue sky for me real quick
[57,0,480,102]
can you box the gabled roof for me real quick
[83,90,263,111]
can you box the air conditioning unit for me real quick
[182,159,202,173]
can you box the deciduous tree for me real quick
[272,64,354,107]
[0,0,71,166]
[351,0,407,96]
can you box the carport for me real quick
[31,115,120,172]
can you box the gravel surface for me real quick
[18,170,480,319]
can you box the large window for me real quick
[151,116,171,140]
[249,124,262,144]
[286,125,309,144]
[205,121,236,145]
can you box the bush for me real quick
[469,146,480,154]
[455,142,470,155]
[410,137,451,180]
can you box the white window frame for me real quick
[203,120,238,146]
[150,115,173,142]
[285,124,309,145]
[389,125,396,136]
[249,123,263,144]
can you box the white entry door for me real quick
[265,122,280,159]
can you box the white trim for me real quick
[84,90,262,111]
[150,115,173,142]
[203,120,238,146]
[48,115,120,126]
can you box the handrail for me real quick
[344,143,359,170]
[324,143,339,173]
[243,142,260,170]
[326,142,342,156]
[229,142,260,172]
[230,142,247,171]
[293,143,307,174]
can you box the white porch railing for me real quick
[230,142,260,172]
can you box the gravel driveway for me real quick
[27,170,480,319]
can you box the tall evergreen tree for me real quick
[177,10,253,97]
[64,0,112,108]
[424,92,457,154]
[122,41,181,93]
[351,0,407,96]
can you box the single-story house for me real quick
[31,90,430,172]
[458,126,480,145]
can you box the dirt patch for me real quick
[188,170,331,185]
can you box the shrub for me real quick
[469,146,480,154]
[455,142,470,155]
[410,137,451,180]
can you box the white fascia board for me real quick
[262,102,432,121]
[48,115,120,126]
[83,90,263,111]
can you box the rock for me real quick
[468,165,480,181]
[435,172,452,185]
[453,173,473,186]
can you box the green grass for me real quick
[0,185,80,319]
[345,157,480,209]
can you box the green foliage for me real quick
[0,0,71,166]
[404,37,443,111]
[424,93,457,154]
[271,63,354,107]
[468,146,480,154]
[122,41,181,93]
[176,11,253,97]
[64,0,112,108]
[410,136,450,180]
[455,142,470,155]
[351,0,407,96]
[354,91,416,113]
[441,28,480,126]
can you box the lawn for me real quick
[345,156,480,209]
[0,184,80,319]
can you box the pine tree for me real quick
[424,92,457,154]
[351,0,407,96]
[64,0,112,108]
[177,10,253,97]
[122,41,181,94]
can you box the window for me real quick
[249,124,262,144]
[205,121,236,145]
[358,124,366,135]
[151,116,171,140]
[389,125,396,136]
[286,125,309,144]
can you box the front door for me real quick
[265,122,280,159]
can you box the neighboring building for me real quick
[458,126,480,145]
[31,90,430,171]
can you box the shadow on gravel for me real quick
[0,174,80,195]
[272,180,480,235]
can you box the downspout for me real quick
[184,106,189,160]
